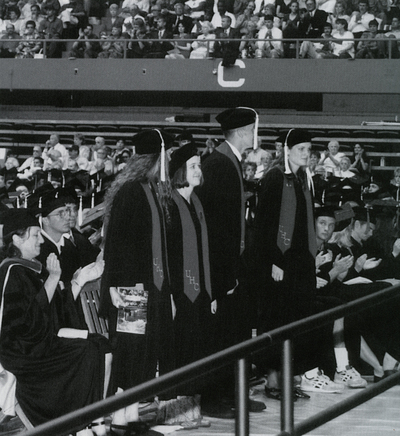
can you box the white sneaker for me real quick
[300,369,344,393]
[334,366,367,389]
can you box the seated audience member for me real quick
[331,18,355,58]
[190,20,215,58]
[69,23,100,58]
[308,150,321,176]
[5,6,24,34]
[356,19,386,57]
[319,141,346,176]
[43,134,69,170]
[144,16,174,57]
[389,167,400,201]
[383,16,400,58]
[18,145,43,173]
[67,144,80,168]
[15,20,42,58]
[200,137,217,161]
[171,2,193,34]
[236,1,256,34]
[100,3,125,34]
[256,15,284,58]
[98,25,127,58]
[239,20,258,58]
[214,15,240,66]
[300,21,336,58]
[336,156,357,178]
[127,16,150,57]
[59,0,87,40]
[282,1,301,57]
[89,147,114,176]
[115,148,132,173]
[0,209,108,432]
[211,0,236,29]
[275,0,294,18]
[40,0,61,16]
[305,0,329,37]
[165,20,192,58]
[20,4,44,34]
[350,143,370,177]
[348,0,376,39]
[20,0,37,20]
[0,23,19,58]
[38,5,63,58]
[328,1,350,29]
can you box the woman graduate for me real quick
[100,130,175,436]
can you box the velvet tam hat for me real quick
[132,130,174,155]
[285,129,312,148]
[216,108,258,131]
[1,209,40,238]
[169,143,199,179]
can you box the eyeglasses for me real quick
[47,209,71,219]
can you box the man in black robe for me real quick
[197,107,266,417]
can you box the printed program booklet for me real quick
[116,284,148,334]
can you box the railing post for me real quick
[281,339,294,435]
[235,357,249,436]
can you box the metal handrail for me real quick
[21,281,400,436]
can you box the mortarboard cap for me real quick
[132,130,175,155]
[169,143,199,179]
[216,108,257,131]
[0,209,40,238]
[285,129,312,148]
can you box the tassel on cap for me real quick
[154,129,166,182]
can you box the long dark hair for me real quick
[103,153,171,234]
[0,228,29,261]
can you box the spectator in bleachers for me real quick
[276,0,294,19]
[189,20,215,57]
[144,15,174,57]
[214,14,240,65]
[384,16,400,57]
[15,19,42,57]
[350,143,370,176]
[90,146,114,176]
[299,22,335,58]
[67,144,80,168]
[238,20,258,57]
[319,140,346,176]
[235,1,256,33]
[355,18,386,57]
[69,23,100,58]
[100,3,124,34]
[40,0,61,15]
[0,23,20,57]
[20,0,37,20]
[331,18,355,58]
[256,14,284,58]
[211,0,236,28]
[126,16,150,56]
[60,0,87,40]
[281,1,301,57]
[165,20,192,57]
[98,25,127,57]
[43,134,69,170]
[328,1,350,29]
[18,145,42,173]
[308,149,320,175]
[20,4,43,34]
[171,2,193,34]
[38,4,63,58]
[348,0,377,38]
[305,0,329,37]
[115,147,132,173]
[5,6,24,33]
[389,166,400,201]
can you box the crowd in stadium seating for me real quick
[0,0,399,59]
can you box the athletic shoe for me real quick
[334,365,367,388]
[300,369,344,393]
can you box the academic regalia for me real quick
[167,193,213,394]
[0,258,105,426]
[100,180,174,392]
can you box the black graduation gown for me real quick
[100,180,174,391]
[0,259,104,427]
[167,195,214,385]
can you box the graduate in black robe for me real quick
[99,130,175,435]
[0,210,105,431]
[167,144,214,394]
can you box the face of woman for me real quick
[178,23,185,33]
[340,158,350,171]
[309,153,319,167]
[290,2,299,13]
[354,144,362,154]
[186,155,202,188]
[202,24,210,34]
[18,226,44,260]
[336,2,344,13]
[288,142,312,172]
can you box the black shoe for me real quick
[293,387,310,399]
[248,399,266,412]
[202,402,235,419]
